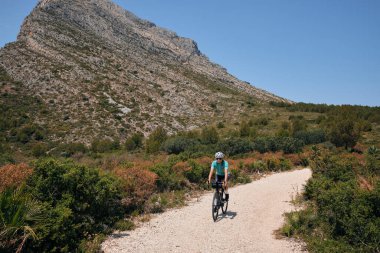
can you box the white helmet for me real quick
[215,152,224,159]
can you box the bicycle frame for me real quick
[211,181,228,221]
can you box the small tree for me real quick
[145,127,167,153]
[125,133,144,151]
[329,119,360,149]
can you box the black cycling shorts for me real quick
[216,174,229,182]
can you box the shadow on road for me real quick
[215,210,237,222]
[109,232,130,238]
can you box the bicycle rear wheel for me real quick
[212,192,219,221]
[221,192,228,214]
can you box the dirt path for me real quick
[102,168,312,253]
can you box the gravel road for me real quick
[102,168,312,253]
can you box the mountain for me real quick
[0,0,290,143]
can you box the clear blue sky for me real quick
[1,0,379,106]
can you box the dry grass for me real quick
[0,163,33,192]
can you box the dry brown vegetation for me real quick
[0,163,33,192]
[113,166,158,209]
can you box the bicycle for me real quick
[211,180,228,221]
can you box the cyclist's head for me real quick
[215,152,224,161]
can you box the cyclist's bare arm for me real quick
[208,167,214,183]
[224,168,228,188]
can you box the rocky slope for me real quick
[0,0,290,143]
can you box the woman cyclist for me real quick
[207,152,229,201]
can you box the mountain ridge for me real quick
[0,0,290,143]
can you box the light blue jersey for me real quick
[211,160,229,176]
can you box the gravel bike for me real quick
[211,181,228,221]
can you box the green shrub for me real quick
[125,133,144,151]
[0,152,14,166]
[281,206,318,241]
[217,122,225,128]
[55,142,88,157]
[31,142,49,157]
[145,127,167,153]
[328,119,360,149]
[217,138,252,156]
[150,163,184,191]
[200,126,219,144]
[299,152,380,252]
[0,187,44,253]
[184,160,209,184]
[251,137,269,153]
[24,159,123,252]
[229,168,251,184]
[161,136,199,154]
[279,158,292,171]
[366,146,379,175]
[294,129,326,145]
[252,137,303,154]
[91,139,120,153]
[280,137,304,154]
[14,124,46,144]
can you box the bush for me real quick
[0,187,44,253]
[200,126,219,144]
[113,167,157,210]
[91,139,120,153]
[296,151,380,252]
[294,129,326,145]
[252,137,304,154]
[161,136,199,154]
[328,119,360,149]
[0,163,33,192]
[0,152,14,167]
[31,142,49,157]
[125,133,144,151]
[229,168,251,184]
[56,142,88,157]
[145,127,167,153]
[217,122,225,129]
[184,160,209,184]
[290,117,307,135]
[280,137,304,154]
[149,164,185,192]
[366,146,379,175]
[217,138,252,156]
[24,159,123,252]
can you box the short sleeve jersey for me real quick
[211,160,229,176]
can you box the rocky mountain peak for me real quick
[0,0,290,143]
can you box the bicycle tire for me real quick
[212,192,219,221]
[221,192,228,214]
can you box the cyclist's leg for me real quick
[215,175,224,201]
[224,174,230,201]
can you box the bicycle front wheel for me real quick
[212,192,219,221]
[221,192,228,214]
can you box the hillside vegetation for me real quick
[1,96,379,252]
